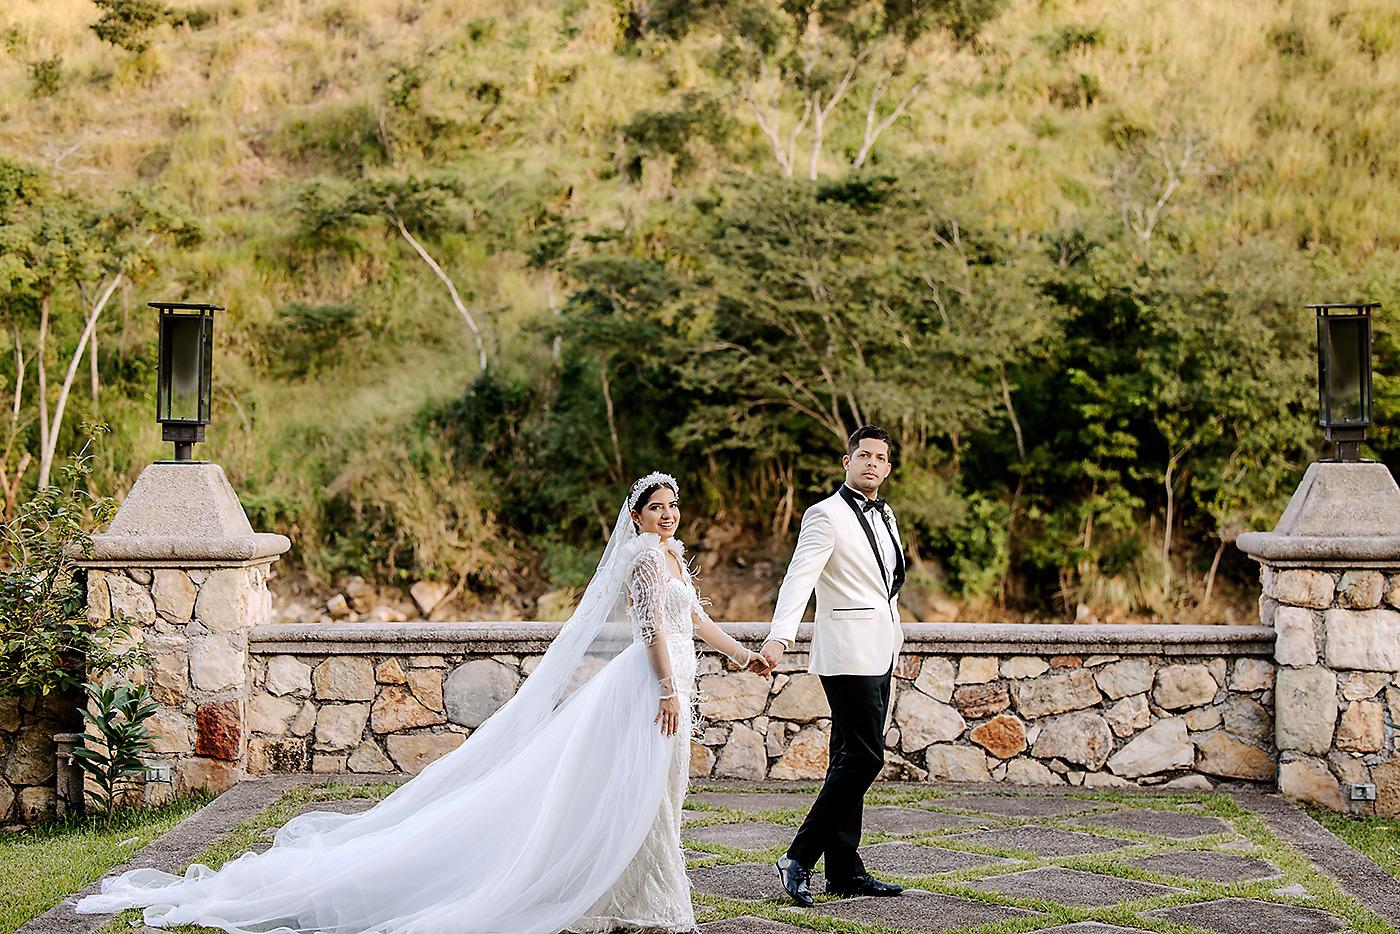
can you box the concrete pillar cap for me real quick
[73,462,290,567]
[1237,461,1400,565]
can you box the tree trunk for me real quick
[3,331,30,521]
[89,326,99,402]
[10,328,25,428]
[546,276,562,366]
[599,362,624,484]
[393,214,489,372]
[1162,458,1176,599]
[36,294,49,477]
[39,273,122,488]
[1202,538,1227,606]
[854,78,923,168]
[999,366,1025,460]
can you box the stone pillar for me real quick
[1238,461,1400,815]
[53,731,83,816]
[76,462,289,802]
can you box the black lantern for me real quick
[1309,302,1378,463]
[152,301,220,461]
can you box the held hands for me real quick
[724,644,774,676]
[747,640,784,676]
[744,650,772,676]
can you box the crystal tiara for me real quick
[627,471,680,511]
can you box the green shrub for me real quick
[275,103,389,173]
[1049,72,1101,109]
[621,92,733,177]
[264,302,366,377]
[0,432,150,699]
[91,0,169,53]
[1046,24,1102,56]
[939,492,1012,600]
[27,56,62,98]
[71,682,156,815]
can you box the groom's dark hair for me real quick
[847,424,892,455]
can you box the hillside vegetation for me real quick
[1,0,1397,623]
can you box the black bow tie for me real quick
[861,497,887,514]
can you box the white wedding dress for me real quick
[75,498,707,934]
[569,536,701,933]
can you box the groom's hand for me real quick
[746,653,772,675]
[759,640,785,671]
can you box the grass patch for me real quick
[0,792,213,934]
[1305,805,1400,880]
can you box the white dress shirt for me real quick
[845,483,897,585]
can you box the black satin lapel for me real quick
[886,513,906,599]
[838,486,889,590]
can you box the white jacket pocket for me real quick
[829,606,877,621]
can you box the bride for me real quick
[75,471,772,934]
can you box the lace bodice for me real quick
[625,539,710,645]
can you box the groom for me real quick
[756,425,906,906]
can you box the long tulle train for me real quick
[75,643,669,934]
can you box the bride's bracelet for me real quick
[659,691,678,701]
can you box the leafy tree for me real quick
[621,92,735,179]
[290,173,489,370]
[558,164,1057,551]
[90,0,169,54]
[0,164,201,488]
[683,169,1048,477]
[642,0,1005,178]
[988,234,1316,614]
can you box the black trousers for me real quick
[786,664,892,881]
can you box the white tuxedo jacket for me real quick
[766,488,905,677]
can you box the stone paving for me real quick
[32,777,1400,934]
[677,783,1400,933]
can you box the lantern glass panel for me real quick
[1323,316,1367,425]
[200,314,213,421]
[161,314,204,422]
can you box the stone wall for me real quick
[0,688,80,826]
[246,622,1276,791]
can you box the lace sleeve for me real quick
[627,547,666,646]
[691,589,756,668]
[628,547,676,697]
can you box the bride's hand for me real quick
[745,646,773,676]
[655,694,681,736]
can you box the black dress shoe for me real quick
[825,873,904,897]
[775,854,814,907]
